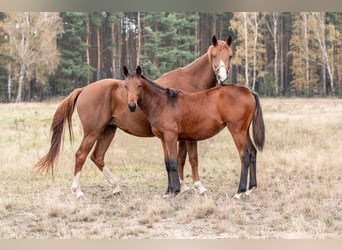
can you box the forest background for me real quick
[0,12,341,102]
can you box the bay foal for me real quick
[124,66,265,198]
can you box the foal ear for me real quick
[227,35,232,46]
[136,66,142,76]
[212,35,218,46]
[123,66,129,78]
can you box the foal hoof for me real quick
[180,181,190,193]
[162,190,180,199]
[233,193,243,200]
[245,186,256,196]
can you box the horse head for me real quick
[123,65,142,112]
[208,35,233,85]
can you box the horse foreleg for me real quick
[161,136,180,197]
[186,141,207,194]
[91,125,121,195]
[72,134,97,198]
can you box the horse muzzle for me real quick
[128,102,137,112]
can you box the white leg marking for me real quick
[102,166,121,195]
[246,186,256,196]
[71,172,84,198]
[180,180,190,193]
[233,193,242,200]
[193,181,208,194]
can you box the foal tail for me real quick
[251,93,265,151]
[34,88,83,174]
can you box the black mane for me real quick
[141,75,182,98]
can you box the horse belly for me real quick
[113,108,154,137]
[178,118,224,141]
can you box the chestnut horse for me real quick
[35,35,233,197]
[124,66,265,198]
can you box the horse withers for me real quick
[124,66,265,198]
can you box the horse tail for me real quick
[34,88,83,175]
[251,92,265,152]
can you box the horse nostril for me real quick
[128,103,137,112]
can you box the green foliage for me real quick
[49,12,94,96]
[141,12,199,79]
[260,72,277,96]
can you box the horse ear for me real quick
[212,35,218,46]
[123,66,129,78]
[136,66,142,76]
[227,35,232,46]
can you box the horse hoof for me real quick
[193,181,208,194]
[76,190,84,199]
[112,186,122,196]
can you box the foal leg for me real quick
[227,125,250,199]
[177,141,190,193]
[161,136,181,197]
[90,125,121,195]
[246,146,257,196]
[186,141,207,194]
[71,134,98,198]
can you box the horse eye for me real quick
[213,54,217,58]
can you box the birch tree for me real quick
[2,12,62,102]
[266,12,279,94]
[310,12,340,94]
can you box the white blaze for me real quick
[218,60,228,82]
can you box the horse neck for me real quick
[138,79,167,118]
[157,53,216,91]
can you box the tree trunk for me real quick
[86,16,90,83]
[7,64,12,102]
[16,64,25,103]
[111,20,116,78]
[96,26,101,80]
[136,12,141,66]
[252,13,258,91]
[243,12,249,87]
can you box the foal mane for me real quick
[141,74,182,98]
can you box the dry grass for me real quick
[0,98,341,239]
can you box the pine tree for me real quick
[50,12,94,96]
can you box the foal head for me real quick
[208,35,233,85]
[123,66,143,112]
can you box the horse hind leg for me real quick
[177,141,190,193]
[186,141,207,194]
[71,134,98,198]
[90,125,121,195]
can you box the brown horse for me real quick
[35,35,233,197]
[124,66,265,198]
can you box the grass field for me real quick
[0,98,341,239]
